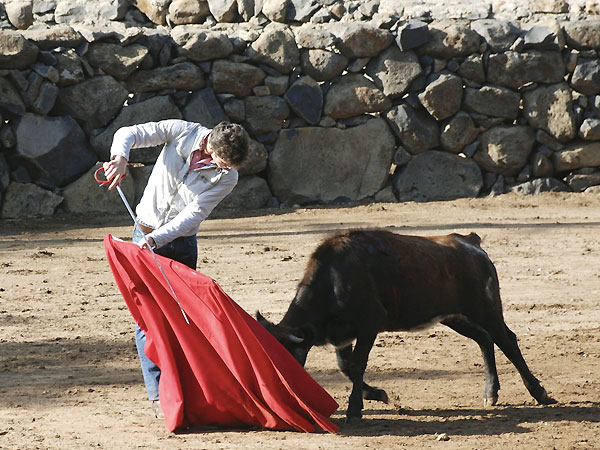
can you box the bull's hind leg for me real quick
[336,345,389,403]
[442,316,500,407]
[488,323,556,405]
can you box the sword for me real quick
[95,167,190,324]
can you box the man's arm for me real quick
[104,120,191,190]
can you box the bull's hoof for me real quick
[344,414,363,424]
[483,395,498,408]
[536,389,557,405]
[363,388,389,404]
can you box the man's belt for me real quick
[137,224,154,234]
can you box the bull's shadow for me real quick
[333,402,600,437]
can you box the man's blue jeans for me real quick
[132,227,198,401]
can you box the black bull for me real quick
[257,229,556,420]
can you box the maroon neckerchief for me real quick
[189,136,215,171]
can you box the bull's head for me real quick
[256,311,312,366]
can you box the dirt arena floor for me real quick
[1,192,600,450]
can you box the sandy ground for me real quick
[1,192,600,450]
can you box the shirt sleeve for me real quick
[148,170,239,249]
[110,120,190,161]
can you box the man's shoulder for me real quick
[159,119,208,134]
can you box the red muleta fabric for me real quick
[104,235,339,433]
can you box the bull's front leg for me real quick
[346,332,378,422]
[336,345,389,403]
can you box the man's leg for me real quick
[135,326,160,398]
[131,229,197,416]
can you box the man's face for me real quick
[206,144,232,169]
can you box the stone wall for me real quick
[1,0,600,218]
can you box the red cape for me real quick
[104,235,339,433]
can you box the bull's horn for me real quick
[288,334,304,343]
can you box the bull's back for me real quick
[315,229,496,331]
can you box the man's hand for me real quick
[102,155,127,190]
[137,236,156,250]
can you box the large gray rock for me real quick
[524,25,562,50]
[238,139,268,176]
[210,59,266,97]
[571,59,600,96]
[21,25,84,50]
[487,51,565,90]
[207,0,237,22]
[222,98,245,122]
[216,175,271,210]
[565,171,600,192]
[328,22,393,58]
[264,75,288,96]
[0,76,26,116]
[510,177,570,195]
[183,87,229,127]
[132,0,169,24]
[243,95,289,135]
[395,19,431,51]
[171,26,234,62]
[168,0,211,25]
[393,151,482,202]
[440,111,479,153]
[70,23,141,45]
[523,83,577,143]
[418,21,480,58]
[284,76,322,125]
[530,0,568,13]
[366,47,423,99]
[53,75,129,133]
[55,0,129,23]
[5,0,34,30]
[126,62,205,93]
[458,54,485,83]
[418,73,463,121]
[470,19,519,52]
[269,118,395,203]
[0,31,39,69]
[323,74,391,120]
[91,96,183,162]
[285,0,319,22]
[54,50,85,86]
[245,23,299,74]
[463,85,521,120]
[385,103,439,154]
[262,0,287,22]
[562,19,600,50]
[86,43,149,80]
[61,163,136,214]
[1,182,63,218]
[29,80,58,116]
[300,49,348,82]
[553,142,600,172]
[15,113,97,186]
[474,125,536,176]
[579,118,600,140]
[293,24,337,49]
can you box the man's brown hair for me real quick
[208,122,250,168]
